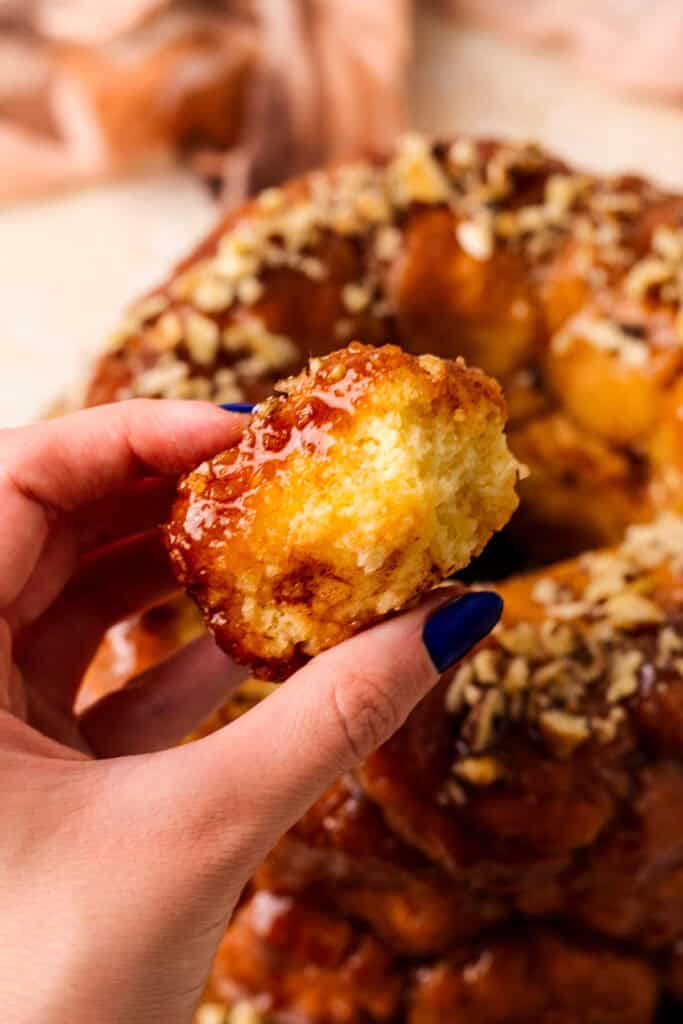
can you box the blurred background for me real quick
[3,0,683,425]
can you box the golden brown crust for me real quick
[164,342,518,679]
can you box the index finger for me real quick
[0,400,244,609]
[0,399,244,511]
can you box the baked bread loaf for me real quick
[85,134,683,555]
[164,343,519,679]
[77,135,683,1022]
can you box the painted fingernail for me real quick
[423,591,503,673]
[219,402,255,413]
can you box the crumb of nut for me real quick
[155,311,184,348]
[657,626,683,667]
[388,134,450,205]
[606,649,643,703]
[128,293,169,325]
[456,214,494,261]
[134,356,188,398]
[299,256,327,281]
[445,662,475,713]
[652,225,683,262]
[502,656,529,694]
[374,224,402,262]
[539,709,590,758]
[531,577,563,606]
[471,648,500,685]
[212,367,244,405]
[258,187,284,212]
[544,173,591,217]
[472,689,504,751]
[623,257,672,300]
[237,277,264,306]
[194,277,234,313]
[342,282,372,313]
[603,591,664,629]
[454,755,503,786]
[196,1005,228,1024]
[226,1003,264,1024]
[185,312,219,366]
[448,137,477,169]
[354,187,391,224]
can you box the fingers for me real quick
[0,401,245,608]
[143,589,502,875]
[80,635,247,756]
[18,531,179,711]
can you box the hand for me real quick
[0,399,501,1024]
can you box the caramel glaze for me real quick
[206,888,658,1024]
[198,526,683,1022]
[164,342,506,678]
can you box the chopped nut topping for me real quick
[342,282,372,313]
[226,1003,264,1024]
[185,312,220,366]
[456,214,494,262]
[471,648,500,685]
[133,355,188,398]
[387,133,450,205]
[446,515,683,792]
[128,293,169,325]
[445,663,474,713]
[193,277,234,313]
[156,312,184,347]
[553,315,650,367]
[236,278,264,306]
[606,649,643,703]
[531,577,563,606]
[603,592,664,629]
[374,224,402,262]
[196,1005,228,1024]
[540,709,590,758]
[455,755,503,786]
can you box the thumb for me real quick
[150,587,502,872]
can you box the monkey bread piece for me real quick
[200,891,658,1024]
[165,342,519,679]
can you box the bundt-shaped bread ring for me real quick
[76,136,683,1023]
[86,134,683,555]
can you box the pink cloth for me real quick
[0,0,410,203]
[446,0,683,100]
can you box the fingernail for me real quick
[219,402,255,413]
[423,591,503,673]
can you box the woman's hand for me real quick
[0,399,501,1024]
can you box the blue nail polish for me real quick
[423,592,503,673]
[219,402,255,413]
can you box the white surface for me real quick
[0,172,214,425]
[3,9,683,426]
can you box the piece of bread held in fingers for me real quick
[164,342,520,679]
